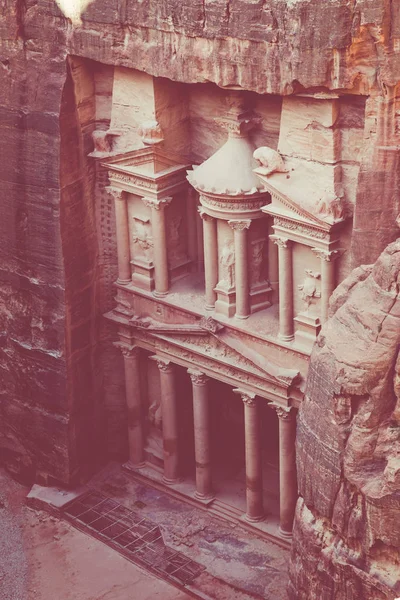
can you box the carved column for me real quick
[229,220,251,319]
[188,369,213,500]
[312,248,338,323]
[153,357,179,484]
[234,389,264,522]
[142,197,172,296]
[199,209,218,309]
[107,187,131,284]
[119,345,144,467]
[272,236,294,341]
[273,404,297,537]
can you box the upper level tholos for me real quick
[86,62,363,355]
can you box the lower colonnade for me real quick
[119,344,298,539]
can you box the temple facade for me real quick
[89,65,358,544]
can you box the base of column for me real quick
[123,460,146,471]
[162,476,180,485]
[153,290,168,298]
[278,526,293,539]
[235,313,249,320]
[244,512,265,524]
[278,333,294,343]
[205,304,215,311]
[117,278,131,285]
[194,491,215,503]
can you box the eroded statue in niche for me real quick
[132,218,153,261]
[218,240,235,289]
[147,399,163,460]
[253,147,288,176]
[167,216,185,263]
[250,239,266,286]
[298,269,321,311]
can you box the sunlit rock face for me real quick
[289,240,400,599]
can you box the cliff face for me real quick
[1,0,400,483]
[289,240,400,599]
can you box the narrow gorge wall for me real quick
[289,240,400,599]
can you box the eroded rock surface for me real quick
[289,240,400,599]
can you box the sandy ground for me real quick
[0,468,191,600]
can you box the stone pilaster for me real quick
[188,369,213,500]
[229,220,251,319]
[234,389,264,522]
[107,186,131,284]
[142,197,172,296]
[117,344,144,467]
[152,356,179,484]
[271,235,294,341]
[199,209,219,309]
[272,404,298,537]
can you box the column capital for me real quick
[105,186,125,201]
[198,208,215,222]
[114,342,140,358]
[150,355,173,373]
[270,234,291,249]
[312,247,340,262]
[233,388,256,406]
[271,403,296,421]
[188,369,209,386]
[228,219,251,231]
[142,196,173,211]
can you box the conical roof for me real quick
[187,135,267,197]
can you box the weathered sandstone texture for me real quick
[289,240,400,599]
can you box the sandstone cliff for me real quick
[289,239,400,599]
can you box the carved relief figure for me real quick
[298,269,321,311]
[147,399,163,459]
[218,240,235,289]
[253,147,288,176]
[132,217,153,261]
[250,239,266,287]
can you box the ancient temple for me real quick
[90,70,355,544]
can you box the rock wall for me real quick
[1,0,400,490]
[289,240,400,599]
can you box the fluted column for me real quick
[152,357,179,484]
[273,404,297,537]
[142,197,172,297]
[188,369,213,500]
[271,236,294,341]
[119,345,144,467]
[234,389,264,522]
[199,209,218,309]
[107,186,131,284]
[229,220,251,319]
[312,248,339,323]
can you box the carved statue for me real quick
[218,240,235,289]
[315,194,346,221]
[253,147,288,176]
[167,216,185,262]
[250,240,266,286]
[138,120,164,146]
[132,218,153,260]
[298,269,321,311]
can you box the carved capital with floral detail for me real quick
[114,342,140,358]
[198,208,215,222]
[150,356,173,373]
[105,186,125,201]
[142,196,173,211]
[271,404,295,421]
[188,369,209,386]
[270,235,290,249]
[233,388,257,406]
[228,219,251,231]
[312,248,340,262]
